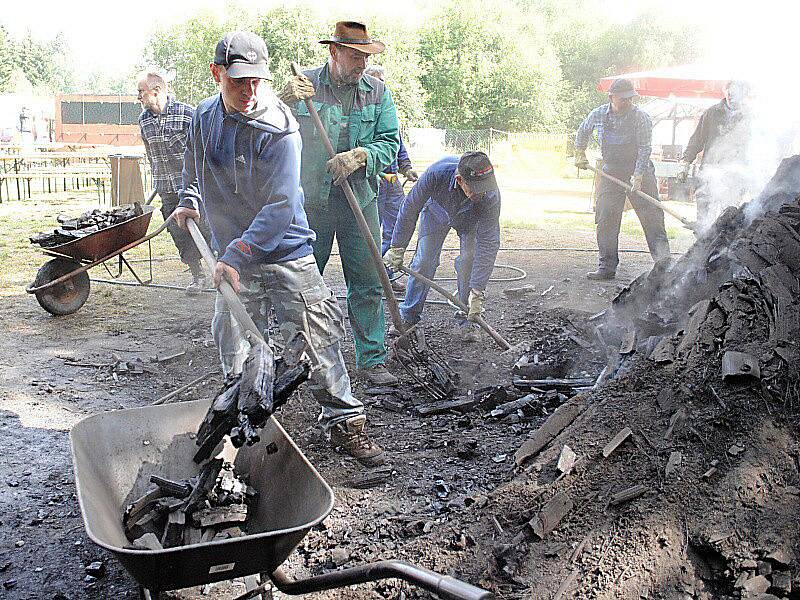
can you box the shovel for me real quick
[290,62,457,400]
[585,164,699,234]
[396,265,513,351]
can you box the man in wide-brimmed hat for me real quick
[280,21,401,387]
[574,78,670,280]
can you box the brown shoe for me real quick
[359,364,399,386]
[329,415,386,467]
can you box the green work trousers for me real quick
[306,187,386,369]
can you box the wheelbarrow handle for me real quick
[185,217,265,343]
[585,164,698,232]
[397,265,512,351]
[257,561,493,600]
[290,61,406,333]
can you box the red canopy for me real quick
[597,66,733,100]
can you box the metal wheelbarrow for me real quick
[26,204,170,315]
[71,399,493,599]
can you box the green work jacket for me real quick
[295,63,400,210]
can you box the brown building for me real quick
[54,94,143,146]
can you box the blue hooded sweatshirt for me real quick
[179,93,314,275]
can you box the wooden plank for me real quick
[529,493,574,539]
[602,427,632,458]
[416,396,479,416]
[514,394,589,465]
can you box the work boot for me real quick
[359,364,399,386]
[457,322,481,343]
[186,262,206,294]
[329,415,386,467]
[586,269,615,281]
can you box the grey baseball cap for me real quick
[214,31,272,80]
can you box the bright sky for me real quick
[3,0,799,83]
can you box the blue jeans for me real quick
[399,217,476,325]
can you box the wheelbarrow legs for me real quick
[234,561,493,600]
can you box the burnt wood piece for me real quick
[609,485,648,506]
[512,377,595,391]
[416,396,480,416]
[515,393,590,465]
[184,459,224,515]
[193,358,311,464]
[149,475,192,498]
[529,493,573,539]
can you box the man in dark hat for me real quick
[575,78,670,280]
[384,152,501,342]
[679,80,754,229]
[173,31,385,467]
[279,21,401,387]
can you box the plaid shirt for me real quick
[139,96,194,194]
[575,103,653,176]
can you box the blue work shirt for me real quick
[384,135,412,174]
[574,103,653,176]
[179,93,314,275]
[391,155,501,291]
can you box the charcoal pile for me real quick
[123,459,258,550]
[30,203,144,247]
[467,158,800,599]
[122,336,311,551]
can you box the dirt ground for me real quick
[0,194,696,599]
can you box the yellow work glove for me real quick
[630,175,643,193]
[467,289,485,322]
[384,246,406,270]
[575,150,589,170]
[326,147,367,186]
[400,167,419,182]
[278,74,315,104]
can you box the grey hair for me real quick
[364,65,385,80]
[138,66,172,90]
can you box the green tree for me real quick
[0,26,14,92]
[143,11,230,105]
[418,0,565,131]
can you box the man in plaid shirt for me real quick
[138,68,210,292]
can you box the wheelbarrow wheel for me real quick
[33,258,90,316]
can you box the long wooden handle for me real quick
[290,62,406,332]
[186,217,264,343]
[397,265,512,351]
[587,165,696,230]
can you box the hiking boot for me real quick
[187,262,206,295]
[586,269,616,281]
[329,415,386,467]
[359,364,399,386]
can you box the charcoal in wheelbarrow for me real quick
[70,399,334,595]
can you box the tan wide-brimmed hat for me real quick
[319,21,385,55]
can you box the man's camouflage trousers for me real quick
[211,254,364,431]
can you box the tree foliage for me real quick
[4,0,703,130]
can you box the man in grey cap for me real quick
[173,31,385,467]
[574,78,670,280]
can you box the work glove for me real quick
[278,74,315,105]
[575,150,589,170]
[630,175,643,193]
[676,161,691,183]
[467,289,485,322]
[400,167,419,182]
[327,147,367,186]
[384,246,406,270]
